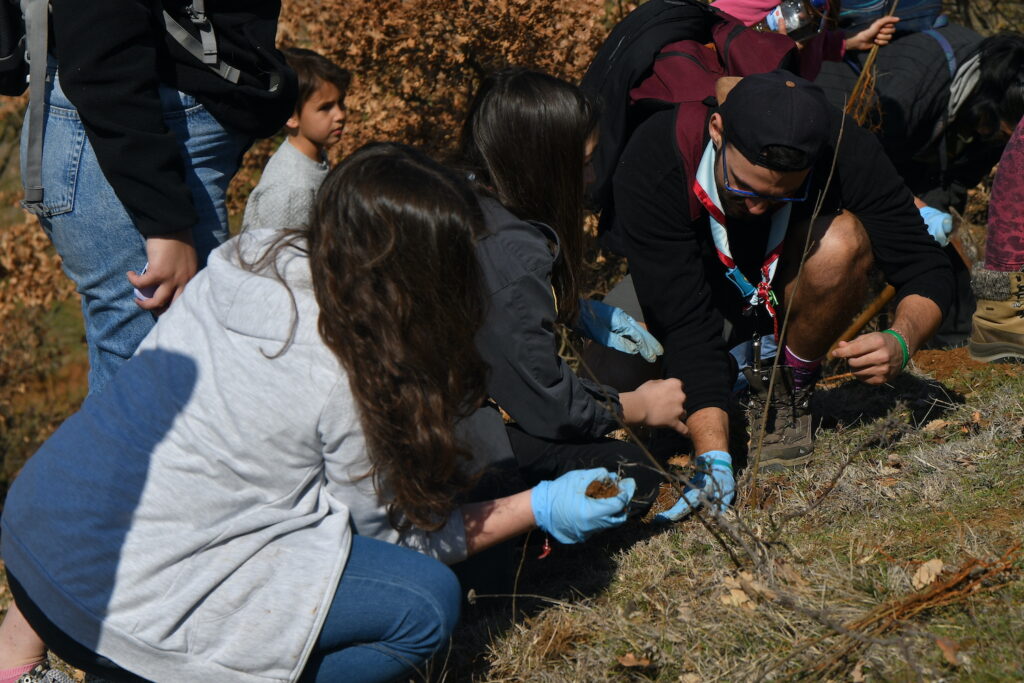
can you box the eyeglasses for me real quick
[719,142,811,203]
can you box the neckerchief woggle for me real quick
[692,141,791,337]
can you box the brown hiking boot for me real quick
[743,364,814,470]
[968,269,1024,363]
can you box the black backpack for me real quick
[581,0,729,214]
[581,0,797,232]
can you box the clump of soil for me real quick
[644,482,681,521]
[586,478,621,499]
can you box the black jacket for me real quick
[815,24,993,212]
[613,105,955,416]
[50,0,296,238]
[474,196,623,441]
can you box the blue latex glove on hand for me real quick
[531,467,636,544]
[919,206,953,247]
[577,298,664,362]
[655,451,735,522]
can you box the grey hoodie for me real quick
[1,230,467,682]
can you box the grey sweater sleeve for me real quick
[317,378,468,565]
[475,203,622,441]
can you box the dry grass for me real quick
[446,363,1024,681]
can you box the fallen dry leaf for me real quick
[617,652,651,668]
[923,419,950,433]
[721,588,751,607]
[738,571,778,600]
[935,636,961,666]
[912,558,945,589]
[852,659,867,682]
[856,552,876,566]
[775,561,809,586]
[679,674,701,683]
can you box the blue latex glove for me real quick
[919,206,953,247]
[531,467,636,544]
[576,298,663,362]
[655,451,735,522]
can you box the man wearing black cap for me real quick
[607,70,954,479]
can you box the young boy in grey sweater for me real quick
[242,48,350,231]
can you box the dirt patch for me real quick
[586,478,620,499]
[645,482,681,520]
[913,346,1022,382]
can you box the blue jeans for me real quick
[23,70,250,394]
[10,536,461,683]
[300,536,463,683]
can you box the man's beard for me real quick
[720,192,749,219]
[719,191,783,220]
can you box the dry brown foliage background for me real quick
[2,0,627,491]
[228,0,622,215]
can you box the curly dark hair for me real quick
[459,67,599,327]
[247,143,489,531]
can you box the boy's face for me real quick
[287,80,347,152]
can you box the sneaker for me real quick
[16,664,76,683]
[743,364,814,469]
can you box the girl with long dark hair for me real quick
[0,143,633,683]
[460,68,688,516]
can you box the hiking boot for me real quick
[743,364,814,469]
[968,269,1024,363]
[17,664,76,683]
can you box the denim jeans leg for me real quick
[300,536,462,683]
[25,72,249,395]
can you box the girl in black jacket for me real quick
[459,69,689,516]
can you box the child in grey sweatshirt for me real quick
[242,48,350,231]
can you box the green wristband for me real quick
[882,328,910,371]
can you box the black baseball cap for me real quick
[719,70,832,171]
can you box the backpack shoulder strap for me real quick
[922,29,957,78]
[162,0,240,83]
[21,0,46,209]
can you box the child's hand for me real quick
[128,229,197,314]
[844,15,899,51]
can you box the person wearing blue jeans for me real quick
[25,71,249,392]
[5,536,462,683]
[27,0,297,395]
[0,145,635,683]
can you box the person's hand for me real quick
[655,451,734,522]
[831,330,904,384]
[531,468,636,544]
[844,15,899,51]
[576,298,663,362]
[127,229,197,314]
[621,378,688,435]
[919,206,954,247]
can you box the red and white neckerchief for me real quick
[692,141,791,335]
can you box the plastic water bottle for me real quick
[765,0,818,42]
